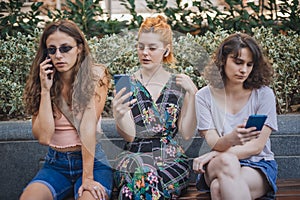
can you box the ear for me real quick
[77,44,83,54]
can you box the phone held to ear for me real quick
[245,114,267,131]
[46,56,53,80]
[113,74,131,103]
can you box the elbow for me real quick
[253,145,265,155]
[181,133,193,141]
[32,130,52,146]
[125,136,135,143]
[37,136,51,146]
[39,139,50,146]
[179,128,195,140]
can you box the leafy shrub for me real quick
[253,27,300,113]
[0,31,39,120]
[90,27,299,116]
[0,1,44,39]
[0,27,299,120]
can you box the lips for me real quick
[141,59,151,64]
[55,62,65,66]
[236,75,246,79]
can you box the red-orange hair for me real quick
[138,15,176,64]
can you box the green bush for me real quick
[1,0,299,40]
[0,1,44,39]
[0,27,299,120]
[0,31,39,120]
[93,27,299,116]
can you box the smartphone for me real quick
[245,114,267,131]
[46,55,53,80]
[113,74,131,102]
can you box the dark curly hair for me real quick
[204,33,273,89]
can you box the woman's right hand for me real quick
[39,58,55,90]
[112,88,136,120]
[229,124,260,146]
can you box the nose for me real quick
[54,49,63,58]
[240,64,247,73]
[142,47,150,55]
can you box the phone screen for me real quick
[245,114,267,131]
[114,74,131,102]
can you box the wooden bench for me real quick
[109,179,300,200]
[178,179,300,200]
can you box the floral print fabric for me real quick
[114,74,191,199]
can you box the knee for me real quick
[211,153,240,177]
[19,192,33,200]
[19,183,52,200]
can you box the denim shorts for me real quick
[196,159,278,199]
[26,146,113,200]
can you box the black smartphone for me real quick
[46,55,53,80]
[245,114,267,131]
[114,74,131,102]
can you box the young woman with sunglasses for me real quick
[21,20,113,200]
[112,15,198,199]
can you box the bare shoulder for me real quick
[92,63,108,78]
[92,63,110,89]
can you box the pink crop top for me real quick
[49,113,82,149]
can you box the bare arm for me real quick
[32,59,56,145]
[112,88,137,142]
[201,124,271,159]
[176,74,198,140]
[78,68,109,199]
[227,125,272,159]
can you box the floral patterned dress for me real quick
[114,74,191,200]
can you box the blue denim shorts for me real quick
[196,159,278,199]
[26,147,113,200]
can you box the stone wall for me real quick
[0,115,299,200]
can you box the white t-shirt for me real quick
[195,85,278,162]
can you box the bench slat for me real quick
[178,179,300,200]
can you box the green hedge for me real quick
[1,0,299,40]
[0,27,299,120]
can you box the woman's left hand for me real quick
[193,151,219,174]
[175,74,197,93]
[78,178,107,199]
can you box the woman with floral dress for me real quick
[112,15,198,199]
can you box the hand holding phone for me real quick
[114,74,131,102]
[245,114,267,131]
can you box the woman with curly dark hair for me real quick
[193,33,278,200]
[21,19,112,200]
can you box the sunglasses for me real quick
[47,46,76,55]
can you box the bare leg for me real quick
[210,178,221,200]
[241,166,270,199]
[20,182,53,200]
[78,190,109,200]
[205,152,251,200]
